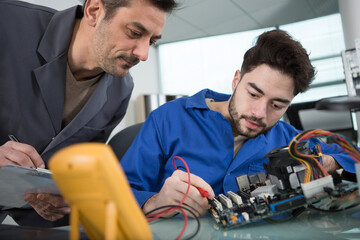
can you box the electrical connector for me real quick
[301,175,334,199]
[196,187,210,198]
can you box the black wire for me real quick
[145,204,201,240]
[176,166,187,171]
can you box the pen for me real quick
[8,134,47,171]
[8,134,19,142]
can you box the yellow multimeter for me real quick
[49,143,153,240]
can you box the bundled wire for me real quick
[288,129,360,183]
[145,156,200,240]
[288,129,360,213]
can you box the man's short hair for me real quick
[241,29,315,96]
[83,0,178,21]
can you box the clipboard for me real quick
[0,165,60,208]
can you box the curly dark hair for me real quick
[83,0,178,20]
[240,29,315,96]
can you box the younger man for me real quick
[121,30,355,217]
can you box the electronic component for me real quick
[227,191,243,205]
[301,175,334,199]
[269,195,306,212]
[248,172,267,185]
[208,138,360,229]
[235,174,250,191]
[209,175,357,228]
[218,194,233,208]
[263,141,309,190]
[210,197,223,212]
[250,184,278,197]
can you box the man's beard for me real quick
[93,21,140,78]
[110,54,140,78]
[228,96,271,138]
[97,53,140,78]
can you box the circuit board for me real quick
[208,176,358,228]
[208,141,360,228]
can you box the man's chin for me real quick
[243,133,260,139]
[239,129,264,139]
[112,70,129,78]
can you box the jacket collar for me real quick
[185,89,231,110]
[37,6,81,62]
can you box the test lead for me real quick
[196,187,210,198]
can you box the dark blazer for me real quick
[0,1,134,164]
[0,1,133,226]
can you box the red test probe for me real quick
[196,187,210,198]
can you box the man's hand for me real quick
[322,154,340,173]
[24,193,70,221]
[142,170,215,217]
[0,141,44,168]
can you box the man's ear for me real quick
[83,0,104,27]
[232,70,241,92]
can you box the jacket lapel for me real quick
[32,6,81,151]
[33,56,67,134]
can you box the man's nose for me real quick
[252,102,267,119]
[133,40,150,62]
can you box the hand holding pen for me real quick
[3,135,68,222]
[0,134,44,168]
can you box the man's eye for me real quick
[248,91,257,97]
[130,30,141,38]
[150,40,157,46]
[273,104,284,110]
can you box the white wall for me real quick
[110,47,160,138]
[16,0,82,10]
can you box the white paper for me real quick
[0,165,60,208]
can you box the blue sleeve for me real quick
[120,114,165,207]
[315,140,357,173]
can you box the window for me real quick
[158,28,273,95]
[280,14,346,103]
[158,14,347,103]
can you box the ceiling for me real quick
[158,0,339,44]
[21,0,340,45]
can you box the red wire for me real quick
[147,156,191,221]
[172,156,192,205]
[173,207,188,240]
[146,156,192,240]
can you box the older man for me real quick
[0,0,177,226]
